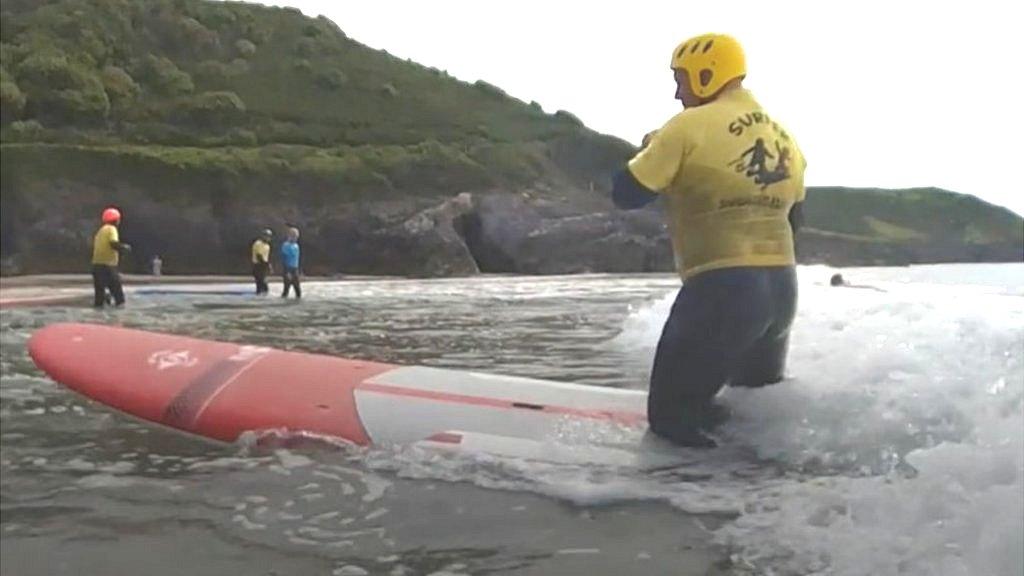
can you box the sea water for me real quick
[1,263,1020,575]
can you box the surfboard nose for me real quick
[28,322,386,445]
[29,322,211,424]
[28,323,93,394]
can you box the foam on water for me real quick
[608,265,1024,574]
[345,265,1023,575]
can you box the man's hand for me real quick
[641,130,659,150]
[119,243,132,253]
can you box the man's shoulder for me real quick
[659,105,718,141]
[660,109,694,131]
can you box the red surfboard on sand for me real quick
[29,323,687,467]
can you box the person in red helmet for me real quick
[91,207,131,308]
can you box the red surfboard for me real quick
[29,323,687,467]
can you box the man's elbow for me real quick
[611,169,658,210]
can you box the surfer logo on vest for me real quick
[148,349,199,371]
[727,137,792,190]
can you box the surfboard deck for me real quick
[28,323,688,467]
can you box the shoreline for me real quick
[0,273,391,309]
[0,273,390,289]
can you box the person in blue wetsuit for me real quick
[280,226,301,299]
[612,34,807,447]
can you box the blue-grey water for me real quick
[2,264,1021,576]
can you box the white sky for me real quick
[258,0,1023,216]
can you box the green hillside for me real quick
[0,0,628,193]
[0,0,1020,275]
[804,187,1022,246]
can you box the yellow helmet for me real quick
[670,34,747,99]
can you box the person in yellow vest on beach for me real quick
[91,207,131,308]
[251,228,273,295]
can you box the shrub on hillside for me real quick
[227,58,250,75]
[8,120,42,138]
[553,109,583,127]
[100,65,140,108]
[174,90,245,126]
[316,15,346,38]
[0,73,25,124]
[16,51,92,91]
[41,84,112,125]
[17,52,111,125]
[294,37,317,57]
[314,69,347,90]
[234,38,256,57]
[473,80,506,99]
[195,59,229,82]
[131,55,194,97]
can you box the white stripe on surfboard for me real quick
[354,389,641,446]
[362,366,647,414]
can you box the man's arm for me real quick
[788,200,804,233]
[107,228,130,252]
[611,119,689,211]
[612,168,659,209]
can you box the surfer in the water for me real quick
[280,226,301,299]
[91,207,131,308]
[251,229,273,296]
[611,34,806,447]
[830,272,886,292]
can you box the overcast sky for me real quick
[256,0,1023,216]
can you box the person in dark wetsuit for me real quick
[610,34,807,447]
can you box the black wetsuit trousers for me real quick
[91,264,125,307]
[648,266,797,444]
[281,267,301,298]
[252,262,270,295]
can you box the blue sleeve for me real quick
[789,201,804,233]
[611,168,659,209]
